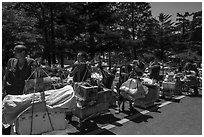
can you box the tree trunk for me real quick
[40,3,51,66]
[50,4,56,64]
[108,52,111,70]
[60,54,64,68]
[131,3,136,60]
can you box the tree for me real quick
[112,2,153,59]
[153,13,174,60]
[2,2,41,66]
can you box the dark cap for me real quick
[13,45,27,52]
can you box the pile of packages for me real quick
[72,80,113,120]
[119,78,159,105]
[2,85,76,127]
[182,71,200,88]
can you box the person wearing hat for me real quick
[2,44,36,96]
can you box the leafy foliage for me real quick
[2,2,202,67]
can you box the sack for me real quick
[101,70,115,89]
[24,77,51,94]
[120,78,146,100]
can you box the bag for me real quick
[101,70,115,89]
[120,78,146,100]
[24,77,51,94]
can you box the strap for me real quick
[42,91,54,131]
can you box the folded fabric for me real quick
[2,85,76,126]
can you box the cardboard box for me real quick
[73,102,109,120]
[74,83,98,102]
[73,104,97,120]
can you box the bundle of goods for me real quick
[119,78,147,101]
[162,72,176,98]
[50,76,69,89]
[73,87,111,128]
[173,73,183,95]
[134,78,160,108]
[162,81,175,98]
[73,82,98,107]
[183,71,200,88]
[164,72,175,82]
[24,77,52,94]
[2,85,76,135]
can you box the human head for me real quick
[13,44,27,59]
[132,60,139,69]
[77,52,87,62]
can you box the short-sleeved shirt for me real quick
[5,57,35,95]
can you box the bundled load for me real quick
[2,85,76,134]
[24,77,52,94]
[119,78,148,101]
[182,71,200,90]
[162,72,176,98]
[119,77,160,108]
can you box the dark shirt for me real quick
[4,58,35,95]
[72,61,91,82]
[149,64,160,80]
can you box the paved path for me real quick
[44,90,202,135]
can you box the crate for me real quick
[73,104,97,120]
[73,102,109,121]
[15,102,66,135]
[74,83,98,102]
[163,89,174,98]
[162,82,175,90]
[162,82,175,98]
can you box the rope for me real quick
[42,91,54,131]
[81,63,89,82]
[30,70,37,135]
[27,65,55,134]
[41,68,56,90]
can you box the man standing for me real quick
[2,44,36,134]
[149,58,161,82]
[70,51,91,82]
